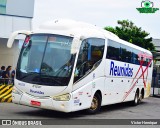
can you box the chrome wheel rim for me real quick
[90,96,98,110]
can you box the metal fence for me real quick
[0,78,13,85]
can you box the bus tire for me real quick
[139,94,143,103]
[131,91,139,106]
[139,89,144,103]
[87,93,101,114]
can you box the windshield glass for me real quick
[16,34,75,86]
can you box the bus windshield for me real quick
[16,34,75,86]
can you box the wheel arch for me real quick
[95,90,102,100]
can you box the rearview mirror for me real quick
[7,30,32,48]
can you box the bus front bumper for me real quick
[12,92,72,113]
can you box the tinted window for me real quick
[74,38,105,83]
[132,49,140,65]
[119,45,132,63]
[106,40,120,61]
[148,58,152,67]
[106,40,152,67]
[140,54,152,67]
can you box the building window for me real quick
[0,0,7,14]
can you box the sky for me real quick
[32,0,160,39]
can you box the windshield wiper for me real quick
[28,71,40,74]
[20,71,39,80]
[41,75,66,86]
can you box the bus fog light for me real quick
[52,94,70,101]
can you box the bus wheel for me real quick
[87,93,101,114]
[139,94,143,103]
[131,91,139,106]
[139,89,144,103]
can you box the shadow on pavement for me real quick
[151,95,160,98]
[13,101,148,119]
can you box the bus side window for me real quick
[121,45,127,62]
[149,59,152,67]
[74,38,105,83]
[132,50,140,65]
[106,40,120,61]
[146,54,152,67]
[120,45,132,63]
[126,47,132,63]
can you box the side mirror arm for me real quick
[7,30,32,48]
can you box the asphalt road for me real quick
[0,97,160,119]
[0,97,160,128]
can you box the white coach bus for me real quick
[7,19,153,113]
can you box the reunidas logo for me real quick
[137,0,159,13]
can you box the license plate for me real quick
[30,100,41,106]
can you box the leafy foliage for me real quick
[104,20,155,51]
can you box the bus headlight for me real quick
[52,94,71,101]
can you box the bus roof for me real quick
[34,19,152,55]
[35,19,119,39]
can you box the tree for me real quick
[104,20,155,51]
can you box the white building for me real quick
[0,0,34,69]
